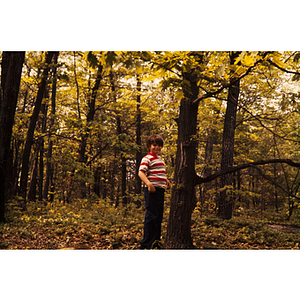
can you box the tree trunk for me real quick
[109,160,116,205]
[93,167,101,197]
[202,127,216,211]
[121,155,127,205]
[109,70,127,206]
[0,51,25,222]
[135,75,142,194]
[164,69,199,249]
[43,51,59,201]
[27,145,39,201]
[19,51,56,206]
[38,101,47,201]
[78,60,103,198]
[78,60,103,162]
[73,51,81,120]
[217,52,241,220]
[27,98,47,202]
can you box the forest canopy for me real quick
[1,51,300,249]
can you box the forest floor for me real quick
[1,198,300,250]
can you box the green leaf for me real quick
[106,51,118,67]
[86,51,98,68]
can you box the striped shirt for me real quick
[139,153,167,189]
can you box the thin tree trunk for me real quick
[93,167,100,197]
[27,99,47,202]
[27,145,39,201]
[135,75,142,194]
[0,51,25,222]
[109,160,116,205]
[19,51,56,206]
[110,70,127,206]
[202,127,216,210]
[38,136,44,201]
[38,101,47,201]
[43,52,59,201]
[73,51,81,120]
[78,60,103,198]
[121,155,127,205]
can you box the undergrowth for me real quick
[1,198,146,250]
[1,197,300,249]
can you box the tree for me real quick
[165,54,202,249]
[19,51,57,206]
[77,52,103,198]
[217,51,241,219]
[4,51,300,249]
[135,74,142,194]
[163,51,300,248]
[43,51,59,201]
[0,51,25,222]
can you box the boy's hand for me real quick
[147,183,156,193]
[138,170,156,193]
[167,179,171,189]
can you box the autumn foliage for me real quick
[1,51,300,249]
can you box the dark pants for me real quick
[140,187,165,249]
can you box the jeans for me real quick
[140,187,165,249]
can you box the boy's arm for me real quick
[138,170,156,193]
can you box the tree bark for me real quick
[164,69,199,249]
[78,60,103,198]
[27,145,39,201]
[73,51,81,120]
[19,51,56,205]
[0,51,25,222]
[43,51,59,201]
[202,127,217,210]
[217,51,241,220]
[38,101,47,201]
[78,60,103,163]
[109,70,127,206]
[135,75,142,194]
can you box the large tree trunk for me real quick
[164,69,199,249]
[217,52,241,219]
[0,51,25,222]
[19,51,56,206]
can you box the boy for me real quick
[138,134,171,249]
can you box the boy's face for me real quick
[149,143,162,156]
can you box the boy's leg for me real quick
[140,188,164,249]
[155,187,165,242]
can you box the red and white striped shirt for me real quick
[139,153,167,189]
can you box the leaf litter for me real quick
[1,199,300,250]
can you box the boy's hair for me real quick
[146,134,164,149]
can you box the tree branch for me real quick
[196,159,300,185]
[267,59,300,76]
[86,143,109,166]
[251,165,300,201]
[192,56,268,106]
